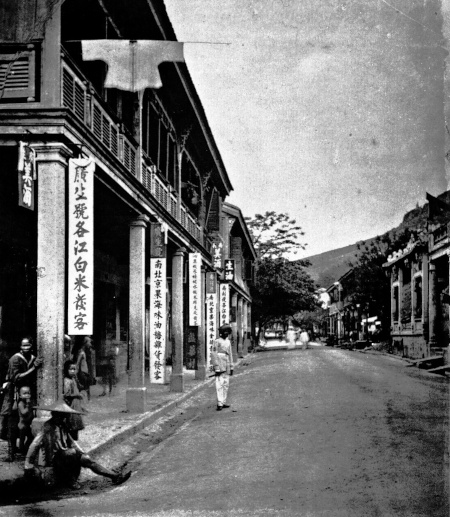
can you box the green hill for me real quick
[302,200,430,289]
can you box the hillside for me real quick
[302,200,430,289]
[303,244,358,288]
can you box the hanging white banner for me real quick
[206,292,217,373]
[149,258,167,383]
[189,253,201,326]
[68,158,95,335]
[219,283,230,327]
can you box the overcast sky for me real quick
[164,0,447,258]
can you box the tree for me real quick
[293,307,329,336]
[245,212,318,339]
[245,211,306,260]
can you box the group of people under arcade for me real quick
[0,335,129,490]
[0,323,237,491]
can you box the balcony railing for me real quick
[60,50,202,245]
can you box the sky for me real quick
[163,0,448,258]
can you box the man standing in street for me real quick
[299,328,310,350]
[211,324,234,411]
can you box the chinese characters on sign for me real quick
[150,222,166,258]
[206,272,217,294]
[68,158,94,335]
[211,241,223,269]
[219,283,230,327]
[189,253,201,326]
[149,258,167,383]
[206,291,217,373]
[224,259,235,282]
[18,142,36,210]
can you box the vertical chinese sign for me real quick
[149,223,167,384]
[149,258,167,383]
[211,240,223,269]
[68,158,95,335]
[189,253,201,326]
[18,142,36,210]
[219,283,230,327]
[224,259,235,282]
[206,272,217,372]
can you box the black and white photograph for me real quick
[0,0,448,515]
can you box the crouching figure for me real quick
[24,401,131,489]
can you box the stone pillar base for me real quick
[126,387,147,413]
[170,373,184,392]
[195,365,207,381]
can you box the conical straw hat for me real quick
[35,401,82,414]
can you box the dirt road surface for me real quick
[2,348,448,516]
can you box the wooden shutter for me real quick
[207,190,220,232]
[0,46,37,101]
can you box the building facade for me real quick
[0,0,253,412]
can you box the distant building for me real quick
[383,192,450,359]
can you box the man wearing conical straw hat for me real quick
[24,401,131,489]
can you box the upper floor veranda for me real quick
[0,0,233,252]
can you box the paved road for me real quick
[2,348,448,516]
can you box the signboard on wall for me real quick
[68,158,94,335]
[206,272,217,294]
[150,222,166,258]
[224,259,235,282]
[206,292,217,373]
[219,283,230,327]
[189,253,201,326]
[18,142,36,210]
[149,258,167,383]
[211,240,223,269]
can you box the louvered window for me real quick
[0,46,37,102]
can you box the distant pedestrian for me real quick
[299,328,310,350]
[211,324,234,411]
[63,360,85,440]
[285,328,297,349]
[71,337,95,401]
[100,344,119,397]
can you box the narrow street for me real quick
[2,348,448,517]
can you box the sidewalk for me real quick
[0,365,227,493]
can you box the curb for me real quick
[0,357,248,497]
[87,373,216,458]
[89,355,247,457]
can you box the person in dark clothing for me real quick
[24,401,131,489]
[0,338,42,459]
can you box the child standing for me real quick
[17,385,34,454]
[63,360,85,440]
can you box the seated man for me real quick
[24,401,131,489]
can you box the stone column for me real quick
[171,248,186,392]
[127,215,149,413]
[398,267,403,327]
[390,271,396,329]
[428,263,438,347]
[248,304,252,347]
[231,292,238,360]
[242,300,248,355]
[35,143,72,408]
[195,266,206,381]
[422,254,429,342]
[237,297,244,357]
